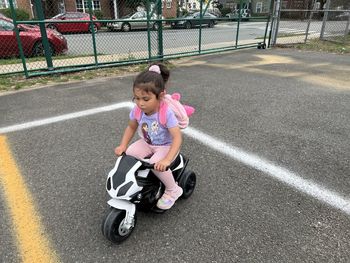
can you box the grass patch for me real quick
[0,61,175,93]
[291,35,350,54]
[0,54,105,65]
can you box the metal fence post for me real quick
[320,0,331,39]
[270,0,281,46]
[266,0,275,48]
[345,11,350,36]
[235,0,243,48]
[146,0,152,60]
[157,0,164,59]
[87,0,98,66]
[8,0,29,77]
[199,0,203,53]
[34,0,54,71]
[305,0,317,43]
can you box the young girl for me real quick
[115,64,183,210]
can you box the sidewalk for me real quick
[0,39,261,75]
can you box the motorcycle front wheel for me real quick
[101,208,136,243]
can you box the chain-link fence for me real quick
[0,0,271,77]
[271,0,349,46]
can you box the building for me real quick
[1,0,177,19]
[218,0,270,14]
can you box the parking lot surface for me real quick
[0,48,349,262]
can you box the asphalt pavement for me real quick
[0,48,349,263]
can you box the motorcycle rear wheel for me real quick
[179,169,196,199]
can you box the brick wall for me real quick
[162,0,177,18]
[64,0,76,12]
[16,0,33,18]
[14,0,177,20]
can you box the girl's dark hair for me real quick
[133,63,170,98]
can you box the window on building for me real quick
[315,2,321,10]
[256,2,262,13]
[0,0,17,9]
[192,2,196,9]
[93,0,101,10]
[166,0,171,9]
[76,0,100,13]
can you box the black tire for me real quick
[31,41,54,57]
[184,21,191,29]
[208,21,214,28]
[121,23,131,32]
[179,170,196,199]
[101,208,136,243]
[47,24,58,32]
[89,24,98,33]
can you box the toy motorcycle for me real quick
[101,153,196,243]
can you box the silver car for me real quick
[107,11,162,32]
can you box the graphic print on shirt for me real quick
[141,123,152,144]
[141,121,160,145]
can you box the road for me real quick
[64,22,269,56]
[1,48,350,262]
[62,19,347,56]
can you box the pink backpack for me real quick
[134,93,195,129]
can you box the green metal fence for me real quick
[0,0,271,77]
[270,0,349,46]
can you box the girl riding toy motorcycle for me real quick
[101,153,196,243]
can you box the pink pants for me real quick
[126,139,178,192]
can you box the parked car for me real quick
[107,11,164,32]
[0,17,68,58]
[171,12,217,29]
[335,11,350,21]
[46,12,101,33]
[226,9,251,21]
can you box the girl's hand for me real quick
[154,159,171,172]
[114,145,126,156]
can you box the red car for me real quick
[0,17,68,58]
[46,12,101,33]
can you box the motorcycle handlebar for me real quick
[119,153,169,170]
[141,162,155,169]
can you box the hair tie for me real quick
[149,65,161,74]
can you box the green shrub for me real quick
[0,8,30,20]
[219,7,231,17]
[93,10,103,20]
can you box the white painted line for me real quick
[1,101,349,215]
[0,101,134,134]
[183,127,350,215]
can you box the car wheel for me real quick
[121,23,131,32]
[47,24,58,32]
[185,21,191,29]
[32,41,54,57]
[152,22,159,30]
[89,24,98,33]
[208,21,214,28]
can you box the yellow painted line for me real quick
[0,136,60,263]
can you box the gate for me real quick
[0,0,273,77]
[270,0,350,46]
